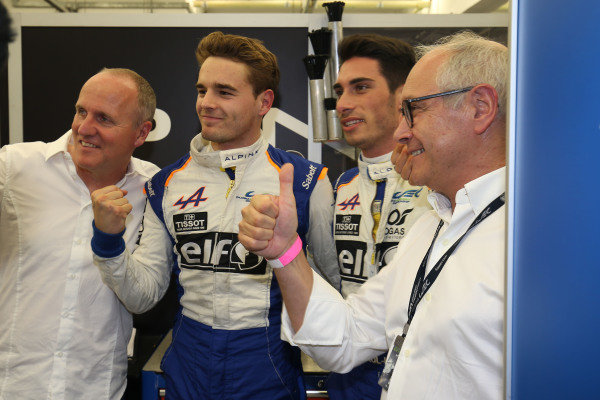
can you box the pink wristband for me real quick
[267,235,302,269]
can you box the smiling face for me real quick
[69,72,149,187]
[195,56,273,151]
[393,51,471,197]
[334,57,401,158]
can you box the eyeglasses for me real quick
[400,86,474,128]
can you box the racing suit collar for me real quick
[189,134,267,169]
[358,152,396,181]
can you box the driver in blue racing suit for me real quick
[89,31,339,400]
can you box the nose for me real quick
[393,113,412,143]
[197,90,216,112]
[74,113,94,136]
[335,91,352,115]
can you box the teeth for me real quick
[81,141,98,148]
[344,119,364,127]
[411,149,424,156]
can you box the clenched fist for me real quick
[91,185,132,234]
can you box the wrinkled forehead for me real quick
[402,51,447,100]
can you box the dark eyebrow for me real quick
[215,83,238,93]
[195,82,238,93]
[349,77,375,85]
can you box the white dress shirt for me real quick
[0,132,159,400]
[282,167,506,400]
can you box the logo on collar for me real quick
[367,164,393,180]
[222,148,260,163]
[174,187,208,209]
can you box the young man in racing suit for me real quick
[89,31,339,400]
[327,34,432,400]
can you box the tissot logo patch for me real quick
[335,214,361,236]
[173,212,207,233]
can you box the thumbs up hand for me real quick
[239,163,299,260]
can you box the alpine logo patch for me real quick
[338,193,360,211]
[173,187,208,209]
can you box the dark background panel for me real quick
[21,26,308,168]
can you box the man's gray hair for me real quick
[100,67,156,126]
[416,31,508,116]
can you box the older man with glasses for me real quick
[239,31,508,400]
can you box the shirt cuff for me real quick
[91,221,126,258]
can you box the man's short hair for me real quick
[416,31,508,116]
[100,67,157,127]
[1,2,15,68]
[339,33,415,93]
[196,31,280,99]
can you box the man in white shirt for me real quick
[239,31,508,400]
[0,68,159,400]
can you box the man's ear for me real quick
[470,84,498,135]
[134,120,153,147]
[258,89,275,117]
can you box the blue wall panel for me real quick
[512,1,600,398]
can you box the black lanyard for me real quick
[378,192,505,391]
[406,193,505,327]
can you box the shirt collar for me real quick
[44,130,73,161]
[44,129,136,178]
[428,166,506,220]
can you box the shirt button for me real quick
[404,349,410,358]
[57,352,63,358]
[425,293,432,302]
[69,274,77,280]
[442,239,449,246]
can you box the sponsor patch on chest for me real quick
[335,214,361,236]
[173,212,208,233]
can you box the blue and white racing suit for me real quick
[327,153,430,400]
[92,134,338,400]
